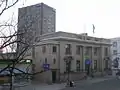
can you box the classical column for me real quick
[100,45,104,72]
[98,47,101,71]
[81,46,84,71]
[82,46,85,71]
[91,46,94,69]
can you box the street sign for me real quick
[85,59,92,65]
[43,64,50,70]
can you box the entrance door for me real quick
[52,71,56,83]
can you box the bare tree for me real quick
[0,19,34,90]
[0,1,49,90]
[0,0,19,16]
[0,0,33,90]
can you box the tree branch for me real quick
[0,0,19,16]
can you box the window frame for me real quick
[113,50,117,55]
[65,44,72,55]
[45,58,47,64]
[94,47,98,56]
[76,45,81,55]
[52,46,57,53]
[104,48,108,56]
[53,58,56,64]
[76,60,80,71]
[113,42,117,47]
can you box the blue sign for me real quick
[43,64,50,70]
[85,59,92,65]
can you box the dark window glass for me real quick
[53,46,57,53]
[76,60,80,71]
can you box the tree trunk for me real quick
[9,65,14,90]
[9,70,13,90]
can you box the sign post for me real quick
[43,64,50,71]
[85,59,92,76]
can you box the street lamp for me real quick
[64,56,73,82]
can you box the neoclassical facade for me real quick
[30,31,111,83]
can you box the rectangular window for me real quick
[76,45,81,55]
[104,48,108,56]
[45,58,47,63]
[94,60,97,70]
[53,46,57,53]
[42,46,46,53]
[85,47,91,55]
[85,48,88,55]
[105,60,108,69]
[113,50,117,55]
[53,58,56,64]
[76,60,80,71]
[94,47,98,56]
[113,42,117,47]
[66,62,71,72]
[65,44,72,55]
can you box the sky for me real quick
[1,0,120,39]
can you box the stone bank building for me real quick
[17,3,111,83]
[31,31,111,83]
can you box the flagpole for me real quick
[93,27,94,37]
[83,24,87,40]
[92,24,95,37]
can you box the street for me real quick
[62,78,120,90]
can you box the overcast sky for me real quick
[1,0,120,39]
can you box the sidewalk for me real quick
[87,77,113,84]
[13,82,66,90]
[32,83,65,90]
[11,76,114,90]
[75,75,114,84]
[31,76,114,90]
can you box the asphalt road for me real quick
[62,78,120,90]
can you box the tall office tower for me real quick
[17,3,56,51]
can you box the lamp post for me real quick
[64,56,73,82]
